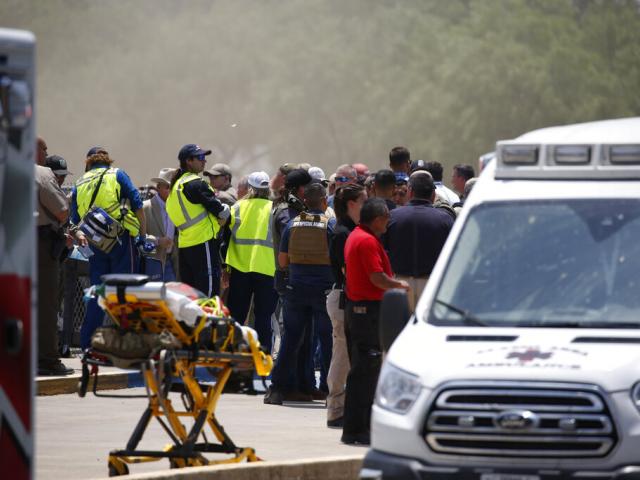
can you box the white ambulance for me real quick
[364,117,640,480]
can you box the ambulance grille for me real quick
[424,382,616,458]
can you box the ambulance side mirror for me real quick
[0,75,32,130]
[379,288,410,353]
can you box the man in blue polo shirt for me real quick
[265,182,335,404]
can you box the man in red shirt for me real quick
[342,198,410,445]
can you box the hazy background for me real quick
[2,0,639,185]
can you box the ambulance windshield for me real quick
[430,199,640,328]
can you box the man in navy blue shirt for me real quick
[265,182,335,404]
[383,172,453,310]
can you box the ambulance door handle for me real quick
[3,317,23,355]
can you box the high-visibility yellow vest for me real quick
[226,198,275,277]
[76,167,140,236]
[166,172,220,248]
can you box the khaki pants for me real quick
[326,289,349,421]
[395,275,428,312]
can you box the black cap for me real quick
[45,155,72,176]
[410,159,427,172]
[178,144,212,162]
[284,168,312,190]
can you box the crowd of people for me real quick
[35,138,477,445]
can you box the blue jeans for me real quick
[81,233,138,349]
[312,308,333,392]
[271,284,332,393]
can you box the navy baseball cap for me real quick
[86,146,108,157]
[178,144,212,162]
[394,172,409,185]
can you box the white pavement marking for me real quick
[36,388,365,480]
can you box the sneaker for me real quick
[38,361,73,376]
[263,387,284,405]
[284,391,314,402]
[341,432,370,445]
[327,416,344,428]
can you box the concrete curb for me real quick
[37,370,133,396]
[91,455,364,480]
[37,367,267,396]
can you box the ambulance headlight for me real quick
[375,362,422,414]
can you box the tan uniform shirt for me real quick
[216,186,238,207]
[35,165,68,228]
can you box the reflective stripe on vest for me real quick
[230,203,273,247]
[225,198,275,276]
[166,172,219,248]
[175,187,208,231]
[76,167,140,236]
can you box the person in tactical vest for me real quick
[70,147,147,349]
[264,182,335,405]
[271,168,311,296]
[166,144,230,297]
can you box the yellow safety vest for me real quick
[166,172,220,248]
[226,198,275,277]
[75,167,140,236]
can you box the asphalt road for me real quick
[36,388,365,479]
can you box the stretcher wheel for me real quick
[108,458,129,477]
[77,375,89,398]
[169,457,186,469]
[77,362,90,397]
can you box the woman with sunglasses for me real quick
[325,183,367,428]
[166,144,231,297]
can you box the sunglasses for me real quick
[335,176,352,183]
[193,154,207,161]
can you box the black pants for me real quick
[343,300,382,436]
[178,239,220,297]
[37,228,61,366]
[226,268,278,353]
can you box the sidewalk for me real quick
[37,388,366,480]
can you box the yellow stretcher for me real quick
[78,274,273,477]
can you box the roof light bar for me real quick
[501,145,538,165]
[609,145,640,165]
[554,146,590,165]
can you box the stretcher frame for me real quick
[78,275,272,477]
